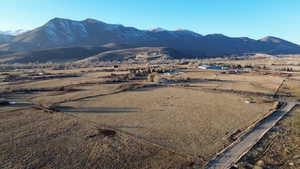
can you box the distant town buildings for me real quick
[198,64,230,70]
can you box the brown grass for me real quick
[2,55,300,168]
[0,107,192,169]
[59,87,271,166]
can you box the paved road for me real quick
[205,102,298,169]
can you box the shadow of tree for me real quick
[57,106,140,114]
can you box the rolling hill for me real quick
[76,47,184,63]
[0,34,14,45]
[0,44,133,63]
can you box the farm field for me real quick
[1,56,300,169]
[0,107,191,169]
[58,86,271,162]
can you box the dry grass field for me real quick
[0,107,192,169]
[1,55,300,168]
[182,70,285,95]
[58,87,271,161]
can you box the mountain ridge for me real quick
[0,17,300,61]
[0,29,27,36]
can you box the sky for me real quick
[1,0,299,44]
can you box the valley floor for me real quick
[1,56,300,169]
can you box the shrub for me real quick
[153,74,162,83]
[147,73,160,82]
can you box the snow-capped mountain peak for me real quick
[1,17,300,58]
[0,29,27,36]
[150,27,168,32]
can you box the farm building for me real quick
[198,64,230,70]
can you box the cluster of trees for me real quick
[279,67,294,72]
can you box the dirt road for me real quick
[205,102,298,169]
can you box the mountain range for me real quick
[0,29,27,44]
[0,29,27,36]
[0,17,300,63]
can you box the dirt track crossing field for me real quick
[205,102,298,169]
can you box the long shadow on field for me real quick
[128,86,164,92]
[188,78,237,83]
[57,106,140,114]
[114,125,144,129]
[9,102,34,107]
[0,102,33,108]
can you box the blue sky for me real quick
[1,0,299,44]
